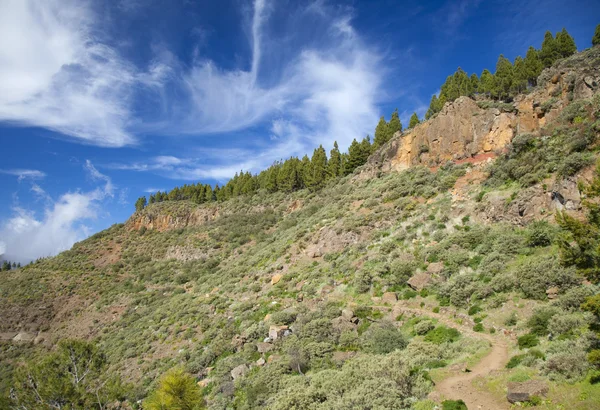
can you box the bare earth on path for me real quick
[374,304,511,410]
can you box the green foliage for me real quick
[468,305,482,316]
[144,367,203,410]
[588,350,600,368]
[557,159,600,281]
[442,399,468,410]
[361,322,408,354]
[518,333,540,349]
[527,306,558,335]
[526,221,556,247]
[594,24,600,47]
[10,340,129,410]
[135,196,147,212]
[581,294,600,318]
[423,326,461,344]
[409,112,421,128]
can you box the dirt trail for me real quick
[376,304,511,410]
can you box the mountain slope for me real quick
[2,47,600,409]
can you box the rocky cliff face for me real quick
[127,202,221,231]
[360,48,600,178]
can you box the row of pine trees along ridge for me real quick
[134,25,600,212]
[426,29,578,118]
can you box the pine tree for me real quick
[479,69,495,96]
[388,109,402,136]
[523,46,543,86]
[373,116,390,148]
[409,112,420,128]
[593,24,600,46]
[300,155,311,188]
[470,73,480,94]
[539,31,559,67]
[512,56,527,95]
[204,185,214,202]
[327,142,342,180]
[556,28,577,58]
[360,135,372,163]
[345,138,363,175]
[135,196,147,212]
[425,95,439,120]
[493,55,514,100]
[306,146,328,191]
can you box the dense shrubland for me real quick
[2,28,600,410]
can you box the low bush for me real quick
[424,326,461,345]
[518,334,539,349]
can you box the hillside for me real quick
[1,47,600,410]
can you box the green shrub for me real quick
[473,323,484,332]
[588,350,600,368]
[442,399,468,410]
[424,326,460,345]
[527,306,558,336]
[361,322,407,354]
[468,305,482,316]
[414,320,435,336]
[526,221,556,247]
[144,367,203,410]
[518,334,539,349]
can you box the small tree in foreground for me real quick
[144,367,204,410]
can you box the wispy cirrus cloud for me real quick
[0,0,165,147]
[0,169,47,181]
[0,161,114,263]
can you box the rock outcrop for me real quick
[359,47,600,179]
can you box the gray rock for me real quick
[507,380,549,404]
[231,364,249,380]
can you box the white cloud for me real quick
[0,0,143,147]
[0,169,46,181]
[0,161,114,263]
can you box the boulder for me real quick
[407,272,432,291]
[256,342,273,354]
[231,364,249,380]
[256,357,266,367]
[382,292,397,304]
[271,274,283,285]
[13,332,36,343]
[341,308,354,321]
[546,287,559,300]
[507,380,549,404]
[426,262,445,275]
[269,325,289,341]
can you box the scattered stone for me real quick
[267,354,280,364]
[407,272,432,291]
[197,379,211,388]
[332,351,356,364]
[271,274,283,285]
[0,332,17,341]
[256,357,266,367]
[546,287,559,300]
[263,337,272,343]
[257,342,274,354]
[269,325,289,340]
[264,314,271,322]
[231,335,246,351]
[295,281,305,291]
[231,364,249,380]
[507,380,549,404]
[382,292,397,304]
[296,293,304,302]
[12,332,36,343]
[427,262,445,275]
[341,308,354,321]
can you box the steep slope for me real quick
[1,48,600,410]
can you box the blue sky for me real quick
[1,0,599,262]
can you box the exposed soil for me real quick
[380,304,511,409]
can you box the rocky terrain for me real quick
[1,47,600,409]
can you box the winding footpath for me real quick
[381,304,511,410]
